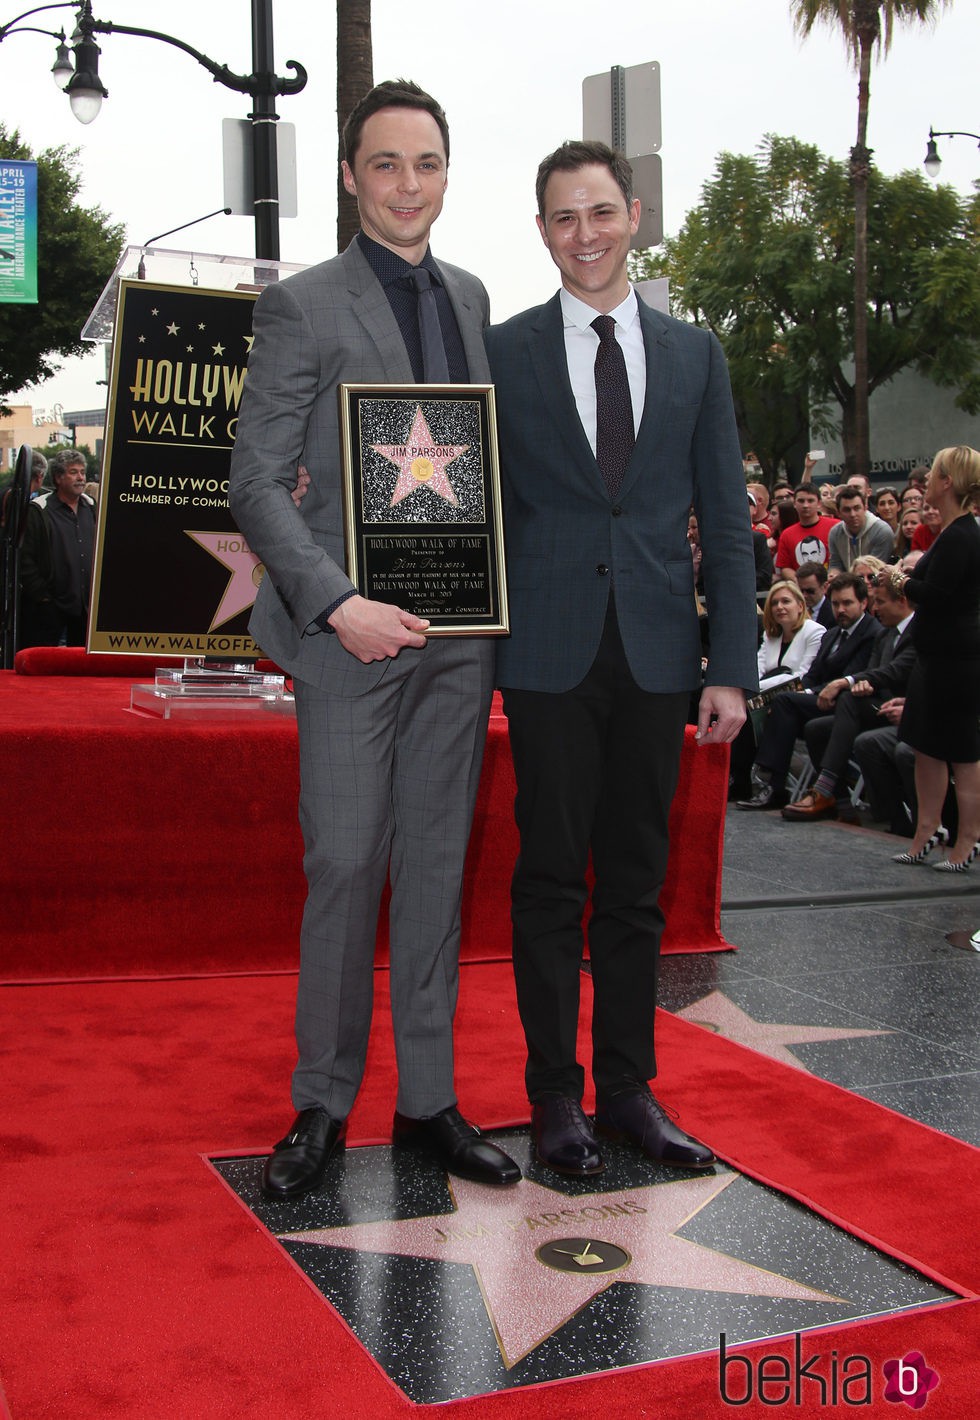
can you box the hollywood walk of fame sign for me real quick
[89,280,262,657]
[338,384,509,635]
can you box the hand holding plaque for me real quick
[338,384,509,636]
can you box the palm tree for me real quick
[336,1,373,252]
[790,1,950,478]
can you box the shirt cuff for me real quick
[314,588,358,634]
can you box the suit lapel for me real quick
[341,243,415,383]
[529,294,598,479]
[436,261,490,383]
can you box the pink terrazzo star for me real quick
[371,405,468,508]
[677,990,890,1070]
[284,1172,844,1368]
[185,530,262,630]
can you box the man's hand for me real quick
[878,696,905,726]
[291,463,311,508]
[817,677,848,711]
[329,594,429,663]
[696,686,746,745]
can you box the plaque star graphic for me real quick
[185,530,263,630]
[244,334,254,351]
[371,405,468,508]
[198,322,206,330]
[212,342,225,356]
[166,322,179,336]
[676,990,891,1070]
[285,1172,844,1368]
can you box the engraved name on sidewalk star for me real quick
[283,1173,845,1368]
[371,405,468,508]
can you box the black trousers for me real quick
[501,605,689,1103]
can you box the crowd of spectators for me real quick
[699,449,980,866]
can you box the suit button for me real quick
[596,564,609,576]
[611,505,623,517]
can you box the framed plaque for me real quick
[339,384,508,636]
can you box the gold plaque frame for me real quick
[339,383,508,636]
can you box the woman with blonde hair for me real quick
[890,446,980,870]
[757,580,825,689]
[728,581,825,799]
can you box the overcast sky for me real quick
[1,0,977,417]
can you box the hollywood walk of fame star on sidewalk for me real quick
[371,405,468,508]
[185,530,262,630]
[283,1172,845,1368]
[676,990,891,1070]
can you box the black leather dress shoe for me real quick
[392,1106,521,1185]
[531,1097,605,1176]
[261,1107,347,1199]
[595,1088,715,1168]
[735,784,789,811]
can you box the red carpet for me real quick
[0,665,732,981]
[1,962,977,1418]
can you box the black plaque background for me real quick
[340,386,508,635]
[89,280,260,656]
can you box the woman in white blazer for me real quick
[730,582,825,798]
[757,581,826,689]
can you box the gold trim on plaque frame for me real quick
[338,383,509,636]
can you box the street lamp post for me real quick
[923,126,980,180]
[0,0,307,261]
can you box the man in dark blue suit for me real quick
[485,142,758,1179]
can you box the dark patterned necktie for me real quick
[409,267,450,382]
[591,314,634,498]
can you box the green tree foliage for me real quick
[0,125,124,406]
[631,135,980,483]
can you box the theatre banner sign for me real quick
[89,280,262,656]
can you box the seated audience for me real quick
[757,581,825,689]
[781,577,915,820]
[736,573,881,810]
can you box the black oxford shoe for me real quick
[261,1107,347,1200]
[531,1097,605,1176]
[595,1087,715,1168]
[393,1106,521,1185]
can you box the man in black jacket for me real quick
[781,578,916,820]
[737,572,881,810]
[19,450,95,647]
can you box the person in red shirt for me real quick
[911,501,941,553]
[775,485,839,581]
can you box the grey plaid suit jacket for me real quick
[229,239,491,691]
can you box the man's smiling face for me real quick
[536,163,640,313]
[341,106,448,265]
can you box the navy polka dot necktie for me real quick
[591,314,634,498]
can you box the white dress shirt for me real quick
[559,285,646,455]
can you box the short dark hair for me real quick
[342,79,450,167]
[836,485,866,509]
[830,571,868,602]
[796,560,828,587]
[535,140,633,221]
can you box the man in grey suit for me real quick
[229,80,519,1199]
[484,142,758,1178]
